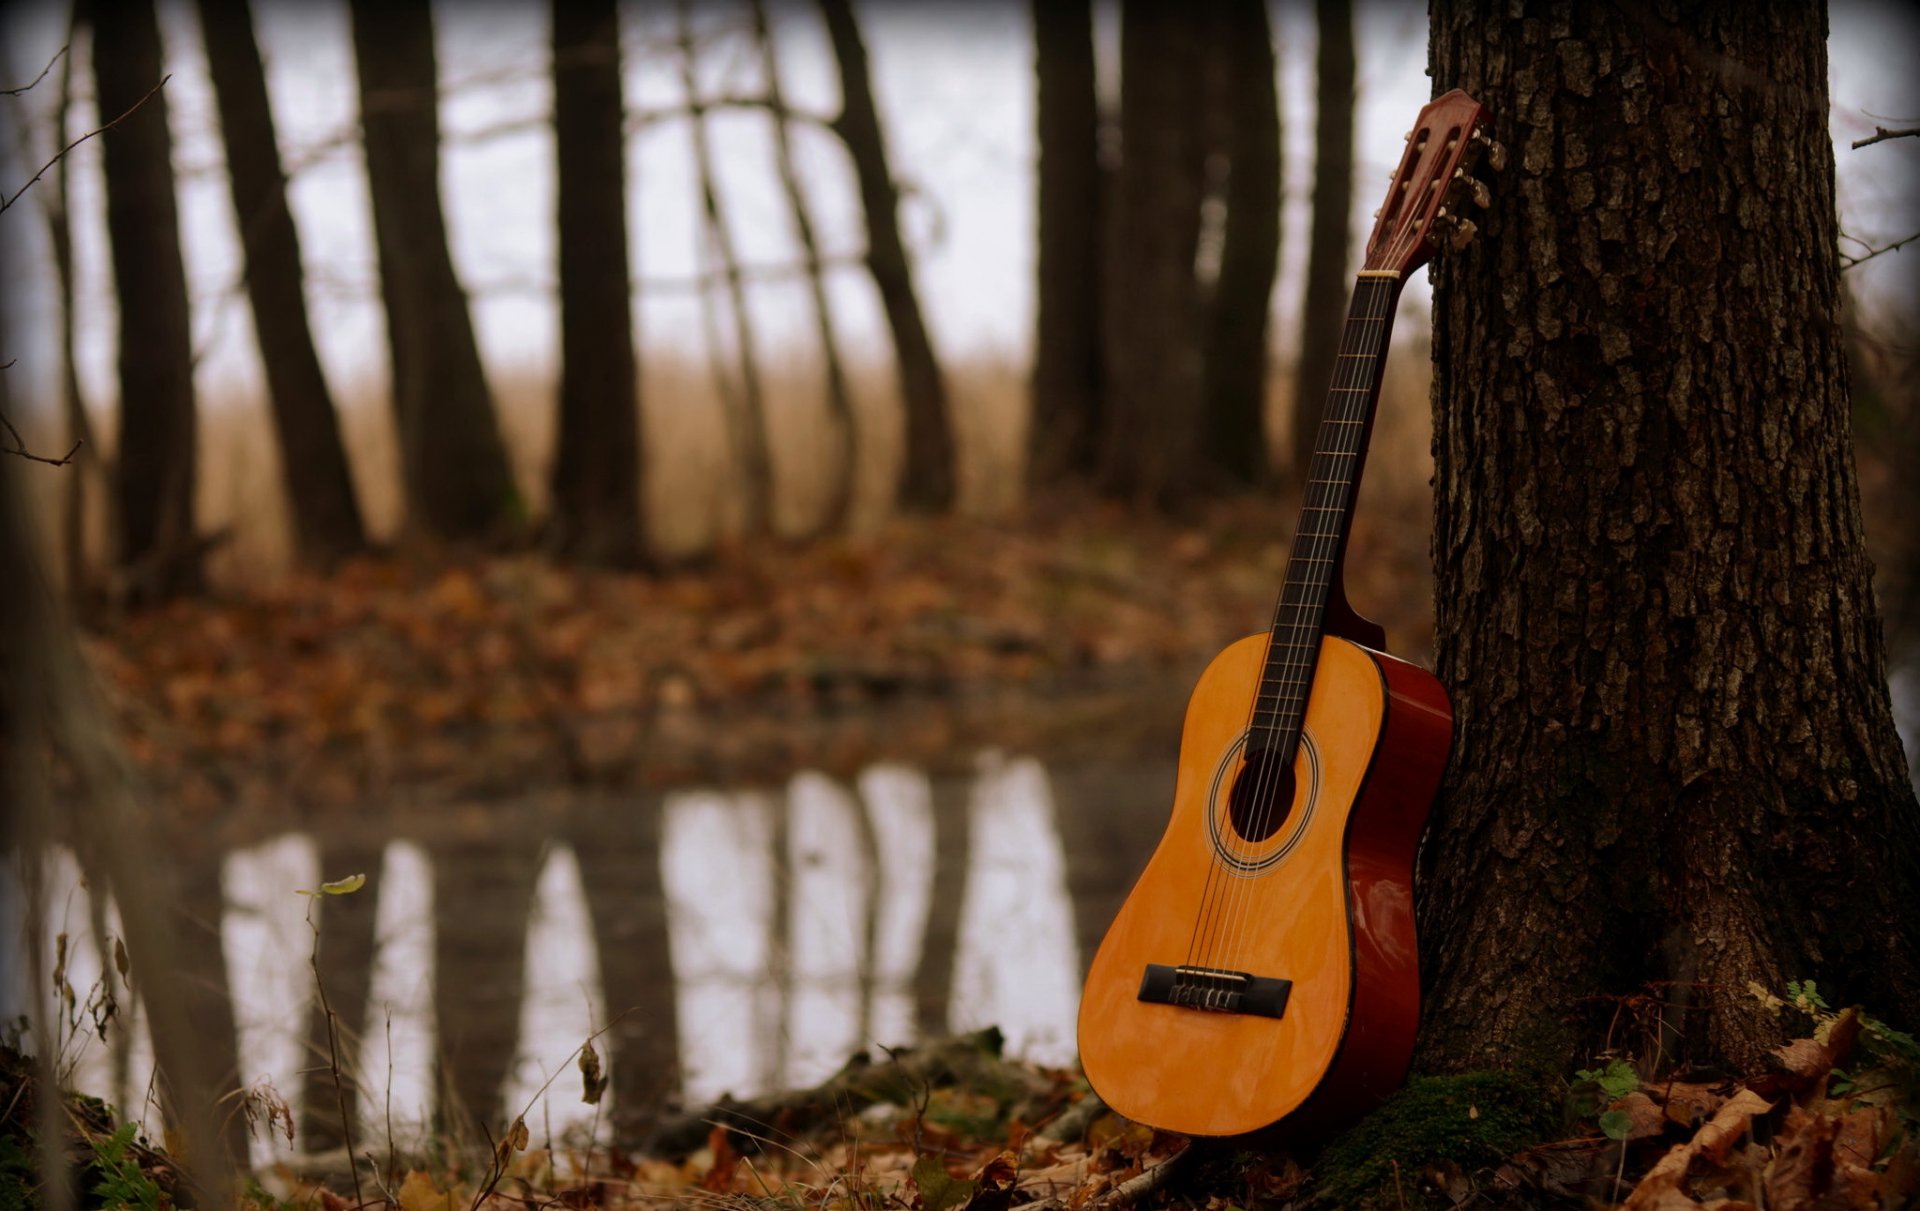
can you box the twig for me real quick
[3,43,66,95]
[1024,1147,1195,1211]
[1842,229,1920,271]
[0,409,83,467]
[1851,125,1920,149]
[305,897,366,1211]
[2,74,169,214]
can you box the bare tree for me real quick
[818,0,955,512]
[1026,0,1103,487]
[1199,0,1280,488]
[550,0,644,565]
[678,0,774,538]
[752,0,857,533]
[94,0,199,600]
[348,0,519,542]
[1099,0,1206,504]
[198,0,366,565]
[1291,0,1355,484]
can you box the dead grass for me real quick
[24,344,1442,589]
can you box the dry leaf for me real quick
[396,1169,455,1211]
[579,1038,608,1105]
[1625,1088,1772,1208]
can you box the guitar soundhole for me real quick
[1228,748,1297,843]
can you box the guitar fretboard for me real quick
[1249,275,1401,760]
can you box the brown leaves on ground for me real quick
[81,496,1436,819]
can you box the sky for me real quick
[0,0,1915,425]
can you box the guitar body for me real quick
[1077,635,1451,1137]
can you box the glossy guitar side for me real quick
[1077,635,1450,1137]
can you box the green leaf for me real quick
[1598,1109,1633,1141]
[911,1155,975,1211]
[1574,1058,1639,1102]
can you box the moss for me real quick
[1312,1071,1555,1209]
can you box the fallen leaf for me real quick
[1624,1088,1772,1209]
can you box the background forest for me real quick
[1,0,1918,1208]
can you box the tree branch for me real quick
[3,43,67,96]
[1851,125,1920,150]
[1842,229,1920,271]
[2,74,169,214]
[0,407,84,467]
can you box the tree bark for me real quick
[1291,0,1355,485]
[199,0,366,566]
[1099,0,1206,505]
[349,0,519,543]
[94,0,200,602]
[1026,0,1102,487]
[549,0,644,565]
[818,0,955,512]
[1419,0,1920,1077]
[1199,0,1280,488]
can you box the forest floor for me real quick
[79,492,1436,836]
[6,994,1916,1210]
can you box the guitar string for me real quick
[1181,276,1382,978]
[1207,278,1394,985]
[1199,277,1397,987]
[1184,278,1388,980]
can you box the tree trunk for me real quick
[1199,0,1279,488]
[1418,0,1920,1077]
[1291,0,1355,485]
[1099,0,1206,505]
[1026,0,1102,487]
[549,0,643,565]
[818,0,955,512]
[348,0,519,543]
[198,0,366,566]
[94,0,200,602]
[752,0,857,534]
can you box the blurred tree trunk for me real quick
[1099,0,1206,505]
[1291,0,1354,485]
[753,0,857,534]
[94,0,200,601]
[1419,0,1920,1077]
[349,0,519,542]
[1026,0,1102,486]
[818,0,955,512]
[1199,0,1280,488]
[198,0,367,565]
[550,0,644,565]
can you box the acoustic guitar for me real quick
[1077,90,1496,1138]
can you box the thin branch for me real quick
[1842,229,1920,271]
[3,43,67,96]
[0,409,84,467]
[2,74,169,214]
[1851,125,1920,150]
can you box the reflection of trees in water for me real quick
[12,756,1170,1148]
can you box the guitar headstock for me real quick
[1362,89,1501,277]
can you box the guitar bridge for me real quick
[1137,963,1291,1020]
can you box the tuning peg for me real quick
[1469,177,1491,209]
[1470,133,1508,172]
[1372,207,1382,219]
[1448,218,1478,250]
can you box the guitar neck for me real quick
[1250,272,1404,754]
